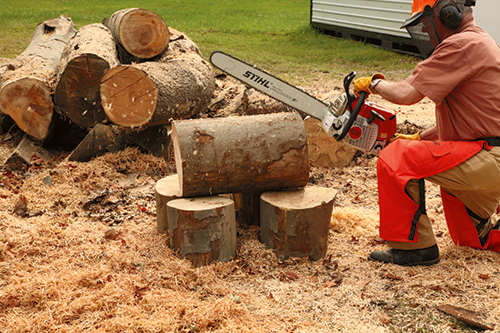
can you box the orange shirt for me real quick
[406,20,500,141]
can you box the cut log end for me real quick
[155,174,181,234]
[0,78,53,141]
[171,124,184,193]
[100,66,158,128]
[54,54,110,127]
[119,9,170,59]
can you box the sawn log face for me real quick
[54,23,120,128]
[172,112,310,197]
[0,15,77,140]
[104,8,170,60]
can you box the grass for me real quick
[0,0,420,85]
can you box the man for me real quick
[354,0,500,266]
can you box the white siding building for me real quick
[310,0,499,57]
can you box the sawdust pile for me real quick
[1,96,500,331]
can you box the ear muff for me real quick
[439,2,463,30]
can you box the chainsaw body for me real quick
[322,92,397,155]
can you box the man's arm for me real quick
[372,80,425,105]
[419,126,439,141]
[372,80,439,141]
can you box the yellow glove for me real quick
[389,132,421,143]
[353,73,385,97]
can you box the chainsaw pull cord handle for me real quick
[337,72,367,141]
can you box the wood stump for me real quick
[155,174,181,234]
[0,15,77,140]
[54,23,120,128]
[167,196,236,267]
[260,186,337,260]
[103,8,170,61]
[172,112,310,197]
[304,118,357,168]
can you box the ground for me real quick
[0,78,498,333]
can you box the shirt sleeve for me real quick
[405,40,474,104]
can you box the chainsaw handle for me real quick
[343,71,357,112]
[337,91,367,141]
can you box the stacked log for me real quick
[0,15,77,141]
[100,28,215,128]
[54,24,120,128]
[103,8,170,63]
[156,112,339,264]
[0,9,217,166]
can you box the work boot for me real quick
[368,244,440,266]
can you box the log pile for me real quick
[0,9,216,167]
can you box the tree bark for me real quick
[172,112,310,197]
[167,196,236,267]
[100,28,214,128]
[260,186,337,261]
[155,174,182,234]
[0,15,77,141]
[124,125,171,161]
[103,8,170,61]
[54,23,120,128]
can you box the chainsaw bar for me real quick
[210,51,331,121]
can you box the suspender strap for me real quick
[408,179,426,241]
[477,137,500,146]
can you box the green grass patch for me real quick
[0,0,420,85]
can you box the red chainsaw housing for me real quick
[350,98,397,143]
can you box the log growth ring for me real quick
[119,9,170,59]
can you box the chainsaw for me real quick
[209,51,397,155]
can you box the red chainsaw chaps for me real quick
[441,190,500,251]
[377,139,491,247]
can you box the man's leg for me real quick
[427,147,500,245]
[386,179,437,250]
[369,179,440,266]
[370,147,500,265]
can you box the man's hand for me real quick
[389,132,421,143]
[353,73,385,97]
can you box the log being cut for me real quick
[100,28,215,128]
[172,112,310,197]
[0,15,77,141]
[54,23,120,128]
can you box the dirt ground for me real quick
[0,77,499,333]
